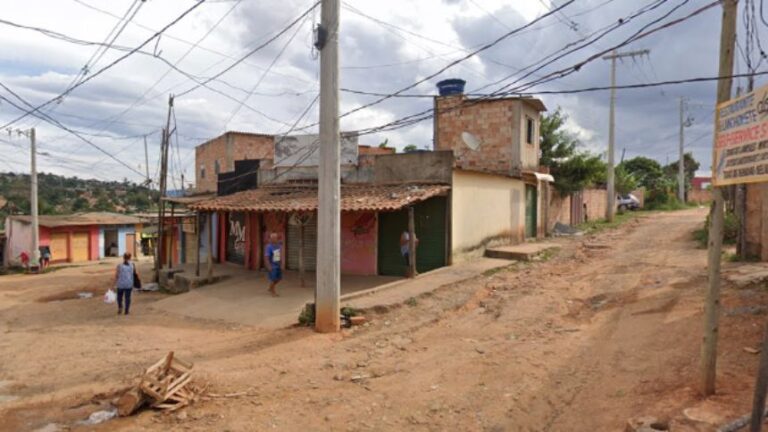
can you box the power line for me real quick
[0,0,208,130]
[0,82,146,177]
[223,11,309,128]
[175,2,320,98]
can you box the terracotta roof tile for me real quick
[189,183,450,213]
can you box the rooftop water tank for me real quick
[436,79,466,96]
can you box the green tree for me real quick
[94,196,115,212]
[620,156,664,190]
[402,144,418,153]
[614,165,639,195]
[540,108,606,195]
[71,196,89,212]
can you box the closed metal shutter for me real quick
[50,233,68,262]
[377,197,447,276]
[71,232,90,262]
[287,215,317,271]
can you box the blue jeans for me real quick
[117,288,132,314]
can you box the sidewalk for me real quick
[341,257,512,311]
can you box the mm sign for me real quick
[714,82,768,186]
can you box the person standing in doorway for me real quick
[265,233,283,297]
[400,230,419,277]
[114,253,135,315]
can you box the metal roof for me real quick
[189,183,450,213]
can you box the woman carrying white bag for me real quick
[110,252,137,315]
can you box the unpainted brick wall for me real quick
[195,133,274,192]
[582,189,607,222]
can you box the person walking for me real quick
[114,252,135,315]
[265,233,283,297]
[400,230,419,278]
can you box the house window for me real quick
[526,117,535,145]
[214,160,220,175]
[200,164,206,179]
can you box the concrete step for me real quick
[484,243,560,261]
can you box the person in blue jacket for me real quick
[265,233,283,297]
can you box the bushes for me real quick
[693,211,739,247]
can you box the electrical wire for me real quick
[0,0,208,130]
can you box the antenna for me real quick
[461,131,482,151]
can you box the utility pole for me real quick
[678,97,686,203]
[315,0,341,333]
[701,0,737,397]
[29,128,39,271]
[154,95,174,282]
[602,49,650,222]
[143,135,150,183]
[737,76,754,260]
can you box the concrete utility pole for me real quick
[602,49,650,222]
[29,128,39,270]
[701,0,737,397]
[315,0,341,333]
[143,135,150,183]
[678,97,686,203]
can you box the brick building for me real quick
[195,132,274,193]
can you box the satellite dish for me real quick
[461,131,481,150]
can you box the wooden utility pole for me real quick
[315,0,341,333]
[701,0,737,397]
[750,321,768,431]
[737,76,754,260]
[154,95,174,282]
[602,49,650,222]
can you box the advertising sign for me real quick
[714,82,768,186]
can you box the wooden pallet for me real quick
[139,352,195,409]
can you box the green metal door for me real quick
[525,185,537,238]
[377,197,447,276]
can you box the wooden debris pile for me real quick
[117,351,204,416]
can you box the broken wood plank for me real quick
[117,387,148,417]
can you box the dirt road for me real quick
[1,209,767,431]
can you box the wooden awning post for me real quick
[299,215,306,288]
[195,211,201,277]
[408,205,417,278]
[206,212,213,283]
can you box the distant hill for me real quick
[0,172,158,228]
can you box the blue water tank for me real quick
[436,79,466,96]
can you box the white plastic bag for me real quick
[103,289,116,304]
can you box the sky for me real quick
[0,0,757,187]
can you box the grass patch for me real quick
[578,211,637,234]
[0,266,26,276]
[535,247,560,262]
[482,263,519,277]
[405,297,418,307]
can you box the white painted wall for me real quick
[451,170,526,262]
[4,218,33,266]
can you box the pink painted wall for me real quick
[341,212,377,275]
[39,226,51,246]
[262,212,287,270]
[89,226,99,261]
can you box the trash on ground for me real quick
[117,351,204,416]
[77,292,93,299]
[78,407,117,425]
[138,282,159,292]
[743,346,761,354]
[553,222,583,237]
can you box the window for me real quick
[526,117,535,145]
[200,164,206,179]
[214,160,220,175]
